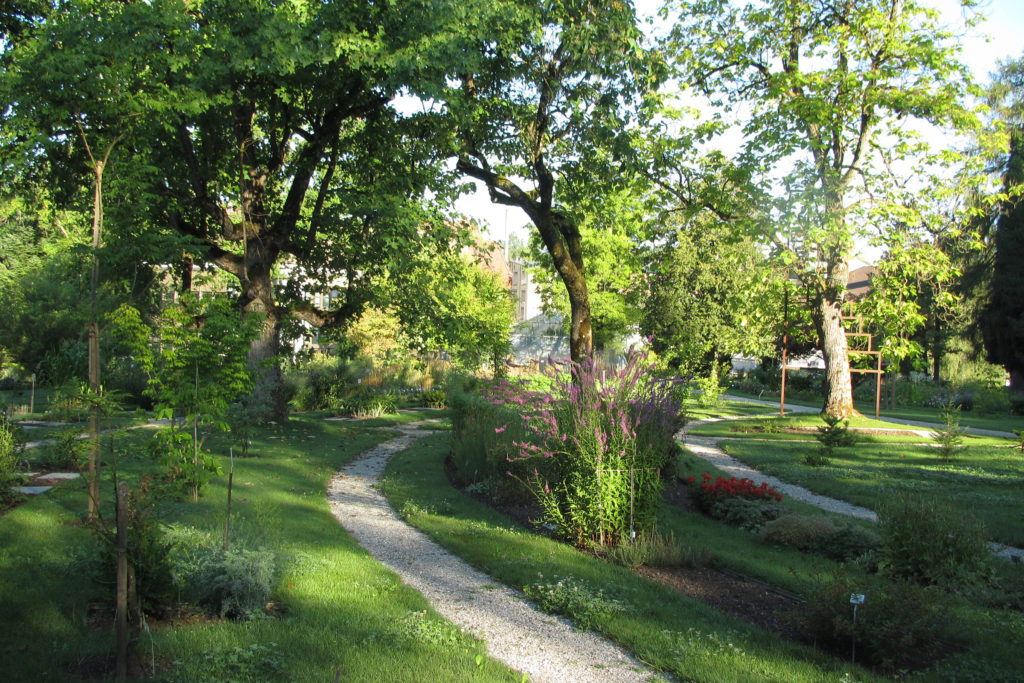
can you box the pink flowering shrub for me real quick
[487,349,685,547]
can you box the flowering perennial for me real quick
[485,348,685,546]
[686,473,784,503]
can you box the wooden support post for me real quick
[116,481,128,681]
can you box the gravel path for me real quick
[678,412,1024,562]
[327,421,654,683]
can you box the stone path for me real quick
[326,421,654,683]
[678,408,1024,562]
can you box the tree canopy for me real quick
[664,0,980,416]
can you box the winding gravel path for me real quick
[327,421,654,683]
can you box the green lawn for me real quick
[0,411,519,682]
[725,390,1024,433]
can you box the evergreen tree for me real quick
[981,56,1024,389]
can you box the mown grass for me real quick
[687,412,1008,445]
[724,390,1024,433]
[381,432,878,682]
[1,411,519,682]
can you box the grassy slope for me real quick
[0,411,518,682]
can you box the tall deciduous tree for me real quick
[981,56,1024,389]
[641,216,778,375]
[2,0,465,419]
[666,0,978,417]
[443,0,661,364]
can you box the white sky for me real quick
[454,0,1024,246]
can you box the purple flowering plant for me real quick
[485,348,685,547]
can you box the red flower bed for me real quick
[686,472,783,504]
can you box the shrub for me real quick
[761,514,881,561]
[797,571,953,670]
[687,473,784,511]
[760,513,836,551]
[493,350,684,546]
[88,478,178,617]
[420,388,447,409]
[931,401,966,461]
[45,381,89,422]
[40,429,88,470]
[809,414,856,466]
[0,415,25,498]
[876,489,990,587]
[337,390,397,418]
[446,383,535,504]
[148,428,222,500]
[972,384,1009,416]
[168,524,277,620]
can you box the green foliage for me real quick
[394,251,516,372]
[185,546,277,621]
[810,415,857,466]
[604,531,710,570]
[0,415,24,498]
[45,381,89,422]
[642,223,777,375]
[446,382,534,504]
[523,576,625,632]
[148,428,222,500]
[706,496,783,532]
[981,60,1024,387]
[760,515,881,562]
[40,429,87,471]
[420,389,447,409]
[111,295,260,427]
[337,391,397,419]
[497,353,681,547]
[87,479,178,616]
[932,401,967,460]
[665,0,982,417]
[877,489,991,587]
[797,571,953,670]
[169,643,287,683]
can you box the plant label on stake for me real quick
[850,593,865,663]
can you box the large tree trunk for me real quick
[544,213,592,364]
[240,266,287,421]
[819,295,855,418]
[816,257,854,418]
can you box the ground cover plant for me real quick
[0,411,518,682]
